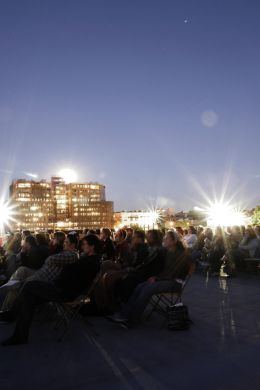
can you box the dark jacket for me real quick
[115,240,130,265]
[55,254,100,300]
[136,246,166,280]
[38,244,50,265]
[131,243,149,268]
[124,243,149,269]
[117,246,166,303]
[20,247,45,270]
[158,247,191,281]
[101,238,115,260]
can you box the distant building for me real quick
[9,179,54,230]
[114,208,175,230]
[9,177,114,231]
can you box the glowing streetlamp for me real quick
[146,208,163,229]
[203,202,246,227]
[0,200,16,234]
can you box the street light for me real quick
[0,200,16,234]
[205,202,245,227]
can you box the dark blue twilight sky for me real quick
[0,0,259,211]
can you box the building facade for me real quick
[10,177,114,231]
[114,208,175,230]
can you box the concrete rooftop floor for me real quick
[0,272,259,390]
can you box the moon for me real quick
[201,110,218,128]
[58,168,78,183]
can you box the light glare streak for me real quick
[24,172,38,179]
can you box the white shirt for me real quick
[183,234,197,249]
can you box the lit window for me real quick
[17,183,31,188]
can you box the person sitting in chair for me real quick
[0,235,100,346]
[107,230,192,327]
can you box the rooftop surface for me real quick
[0,272,259,390]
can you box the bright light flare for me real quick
[146,208,163,228]
[206,202,246,227]
[58,168,78,183]
[0,200,17,233]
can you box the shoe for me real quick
[1,336,27,346]
[220,272,229,278]
[106,313,128,324]
[0,310,15,323]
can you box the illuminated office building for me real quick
[9,177,114,230]
[9,179,54,230]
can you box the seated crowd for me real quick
[177,224,260,275]
[0,223,259,346]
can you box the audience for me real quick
[0,222,259,346]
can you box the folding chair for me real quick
[54,270,102,342]
[243,245,260,273]
[243,258,260,273]
[146,263,195,325]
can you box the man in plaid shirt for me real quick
[29,235,79,283]
[0,233,78,310]
[0,233,80,345]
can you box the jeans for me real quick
[12,280,62,342]
[11,266,36,281]
[121,279,182,324]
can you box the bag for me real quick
[167,303,191,330]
